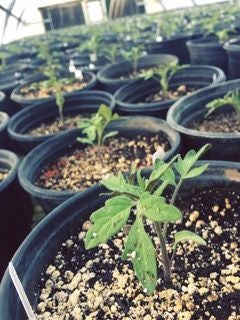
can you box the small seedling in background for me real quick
[84,144,210,294]
[121,46,144,73]
[36,42,66,124]
[77,105,121,166]
[79,35,102,61]
[205,89,240,118]
[103,44,120,64]
[202,13,236,43]
[143,62,185,98]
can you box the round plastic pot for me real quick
[0,112,10,149]
[224,38,240,79]
[97,54,179,93]
[8,90,115,154]
[167,79,240,161]
[114,65,226,118]
[0,68,31,115]
[186,37,228,74]
[18,116,180,213]
[0,150,32,279]
[0,90,6,107]
[11,71,97,108]
[0,160,239,318]
[145,33,202,64]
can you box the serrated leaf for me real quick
[101,172,141,198]
[175,145,211,179]
[146,154,179,192]
[85,196,134,249]
[173,230,207,250]
[122,216,157,294]
[102,131,118,143]
[140,193,182,222]
[184,164,208,179]
[98,104,112,121]
[77,137,94,145]
[137,170,146,191]
[153,181,168,196]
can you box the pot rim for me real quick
[0,149,19,192]
[7,90,115,141]
[18,116,180,200]
[10,71,97,105]
[167,79,240,139]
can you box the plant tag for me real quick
[90,53,97,62]
[8,262,37,320]
[156,35,163,42]
[74,69,84,81]
[88,63,95,70]
[69,59,76,73]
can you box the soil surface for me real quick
[36,134,170,191]
[145,85,195,103]
[27,115,87,137]
[0,169,9,182]
[190,112,240,133]
[19,77,88,99]
[35,187,240,320]
[119,67,156,80]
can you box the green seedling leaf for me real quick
[101,172,141,198]
[77,104,121,148]
[184,164,209,179]
[85,196,134,249]
[137,170,146,191]
[77,137,95,145]
[99,104,113,121]
[102,131,118,144]
[175,144,211,179]
[173,230,207,250]
[205,89,240,118]
[122,216,157,294]
[146,154,179,192]
[140,193,182,222]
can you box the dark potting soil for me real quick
[0,169,9,182]
[145,85,195,103]
[35,187,240,320]
[27,114,89,137]
[36,134,171,192]
[190,112,240,133]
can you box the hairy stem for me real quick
[154,222,171,282]
[163,178,183,238]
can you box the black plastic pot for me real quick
[18,116,180,213]
[97,54,179,93]
[0,112,10,149]
[145,33,202,64]
[8,91,115,154]
[114,65,226,118]
[224,38,240,79]
[0,68,29,115]
[0,160,239,319]
[186,37,228,74]
[11,71,97,108]
[167,79,240,161]
[0,91,6,107]
[0,150,32,279]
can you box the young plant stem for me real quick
[154,222,171,282]
[163,178,183,239]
